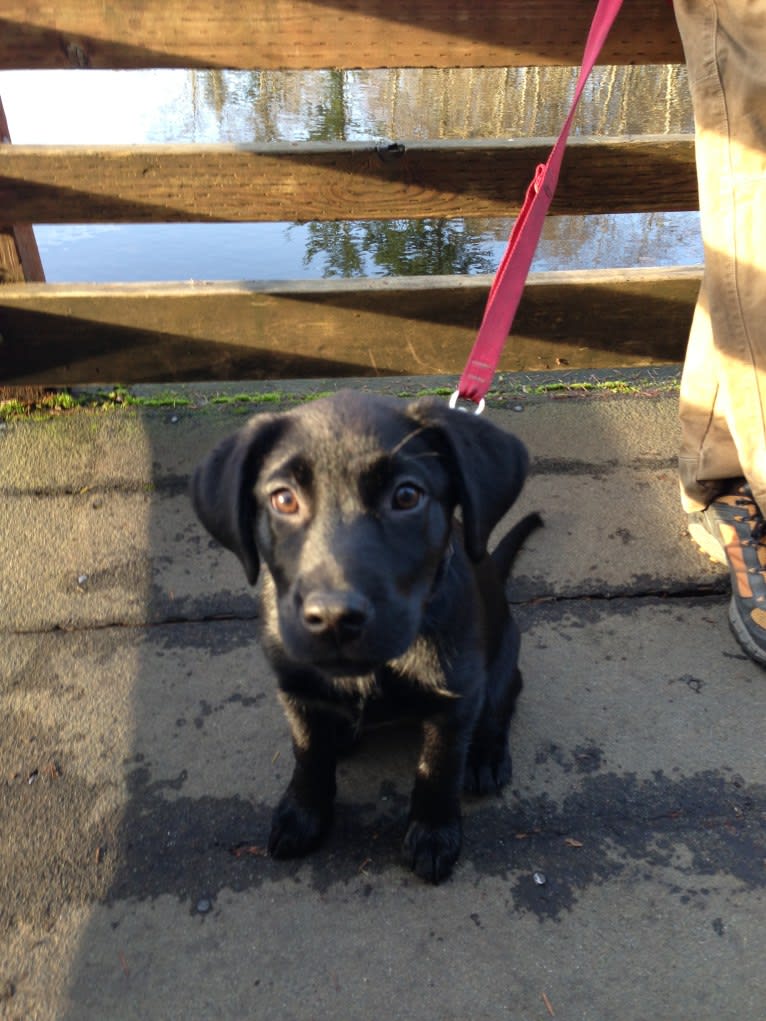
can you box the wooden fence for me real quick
[0,0,698,385]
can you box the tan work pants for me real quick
[674,0,766,514]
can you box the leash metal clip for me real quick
[448,390,485,416]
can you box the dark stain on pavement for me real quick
[2,712,763,934]
[472,767,765,921]
[101,763,765,921]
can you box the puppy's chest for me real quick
[361,663,452,722]
[275,644,455,720]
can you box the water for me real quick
[0,67,702,282]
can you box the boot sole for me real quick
[728,598,766,667]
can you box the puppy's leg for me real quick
[403,708,475,883]
[268,694,340,858]
[464,618,523,795]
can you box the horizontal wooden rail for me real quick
[1,1,683,70]
[0,267,701,384]
[0,136,697,224]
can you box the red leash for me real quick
[454,0,625,410]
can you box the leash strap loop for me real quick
[448,389,486,415]
[456,0,625,405]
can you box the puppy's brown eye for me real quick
[392,482,423,511]
[270,487,300,515]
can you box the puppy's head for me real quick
[191,391,528,672]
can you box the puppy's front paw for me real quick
[268,794,331,859]
[402,817,462,884]
[464,744,512,795]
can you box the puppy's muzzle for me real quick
[301,589,373,644]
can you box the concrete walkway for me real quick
[1,375,764,1021]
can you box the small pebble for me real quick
[170,415,179,424]
[513,404,524,412]
[196,898,212,914]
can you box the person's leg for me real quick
[676,0,766,513]
[678,281,741,512]
[674,0,766,663]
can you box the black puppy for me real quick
[192,391,539,882]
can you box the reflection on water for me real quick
[183,65,694,143]
[0,67,701,282]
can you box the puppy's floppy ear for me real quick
[191,415,287,585]
[407,398,529,561]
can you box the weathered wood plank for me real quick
[0,225,45,282]
[0,1,683,70]
[0,136,697,223]
[0,268,700,384]
[0,96,45,282]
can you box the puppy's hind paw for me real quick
[268,795,331,859]
[464,745,512,795]
[402,817,462,884]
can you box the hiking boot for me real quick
[688,480,766,666]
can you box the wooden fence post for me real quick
[0,95,45,283]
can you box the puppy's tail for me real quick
[491,512,543,580]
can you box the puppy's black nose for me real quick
[301,590,372,642]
